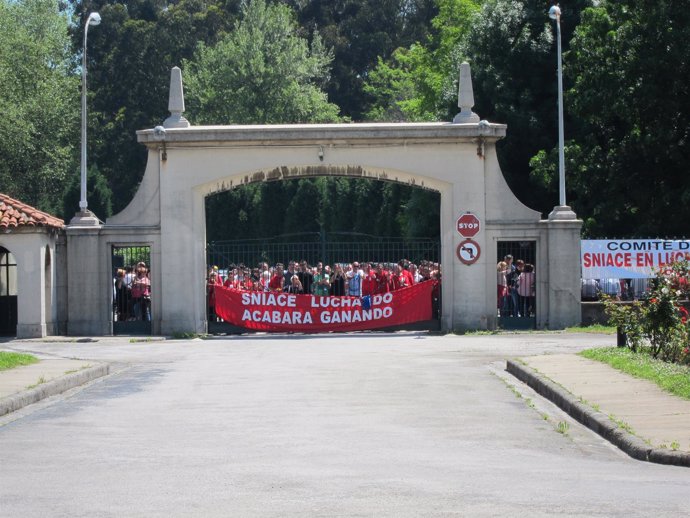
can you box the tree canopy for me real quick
[531,0,690,237]
[183,0,340,124]
[0,0,78,214]
[1,0,687,239]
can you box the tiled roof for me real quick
[0,193,65,230]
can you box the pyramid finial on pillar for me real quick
[164,66,190,129]
[453,62,480,123]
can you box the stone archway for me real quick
[65,65,583,336]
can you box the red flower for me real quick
[682,317,688,324]
[684,347,690,355]
[650,298,658,304]
[680,306,689,317]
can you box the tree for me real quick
[532,0,690,237]
[0,0,78,216]
[62,165,113,220]
[289,0,438,120]
[183,0,340,124]
[69,0,242,214]
[458,0,592,214]
[364,0,482,122]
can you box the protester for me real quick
[497,261,508,316]
[330,264,346,296]
[131,262,152,321]
[269,264,285,292]
[286,275,304,294]
[206,258,442,300]
[312,263,330,296]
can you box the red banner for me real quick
[215,281,435,332]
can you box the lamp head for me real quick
[548,5,561,20]
[88,12,101,26]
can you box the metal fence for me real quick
[207,232,441,269]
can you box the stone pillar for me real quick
[55,233,69,335]
[15,237,46,338]
[66,225,110,335]
[543,206,582,328]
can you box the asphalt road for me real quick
[1,332,689,517]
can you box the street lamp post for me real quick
[549,4,566,208]
[79,12,101,214]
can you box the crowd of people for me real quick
[581,278,651,301]
[207,259,441,322]
[497,255,536,318]
[113,262,152,322]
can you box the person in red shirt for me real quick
[233,267,251,290]
[390,263,407,291]
[374,263,390,294]
[223,267,237,288]
[400,260,414,287]
[269,264,285,292]
[361,263,377,296]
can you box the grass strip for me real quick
[566,324,616,334]
[580,347,690,401]
[0,351,39,371]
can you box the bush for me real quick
[604,259,690,363]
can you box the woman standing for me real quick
[131,262,151,321]
[329,264,346,296]
[496,261,508,317]
[517,264,536,317]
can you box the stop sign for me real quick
[457,212,481,238]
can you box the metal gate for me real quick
[206,233,441,334]
[0,246,17,336]
[207,232,440,269]
[497,241,537,330]
[111,245,152,335]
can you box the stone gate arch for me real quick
[65,65,582,335]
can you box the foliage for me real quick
[290,0,438,120]
[183,0,340,124]
[5,0,688,241]
[62,165,113,220]
[534,0,690,236]
[564,324,616,334]
[580,347,690,401]
[601,297,645,352]
[69,0,242,214]
[0,0,78,215]
[462,0,592,214]
[0,351,39,371]
[205,178,440,242]
[364,0,482,122]
[603,260,690,362]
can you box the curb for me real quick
[506,359,690,467]
[0,364,110,417]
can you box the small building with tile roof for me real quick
[0,193,64,338]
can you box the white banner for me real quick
[581,240,690,279]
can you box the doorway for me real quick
[0,246,18,336]
[497,241,536,330]
[112,245,152,335]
